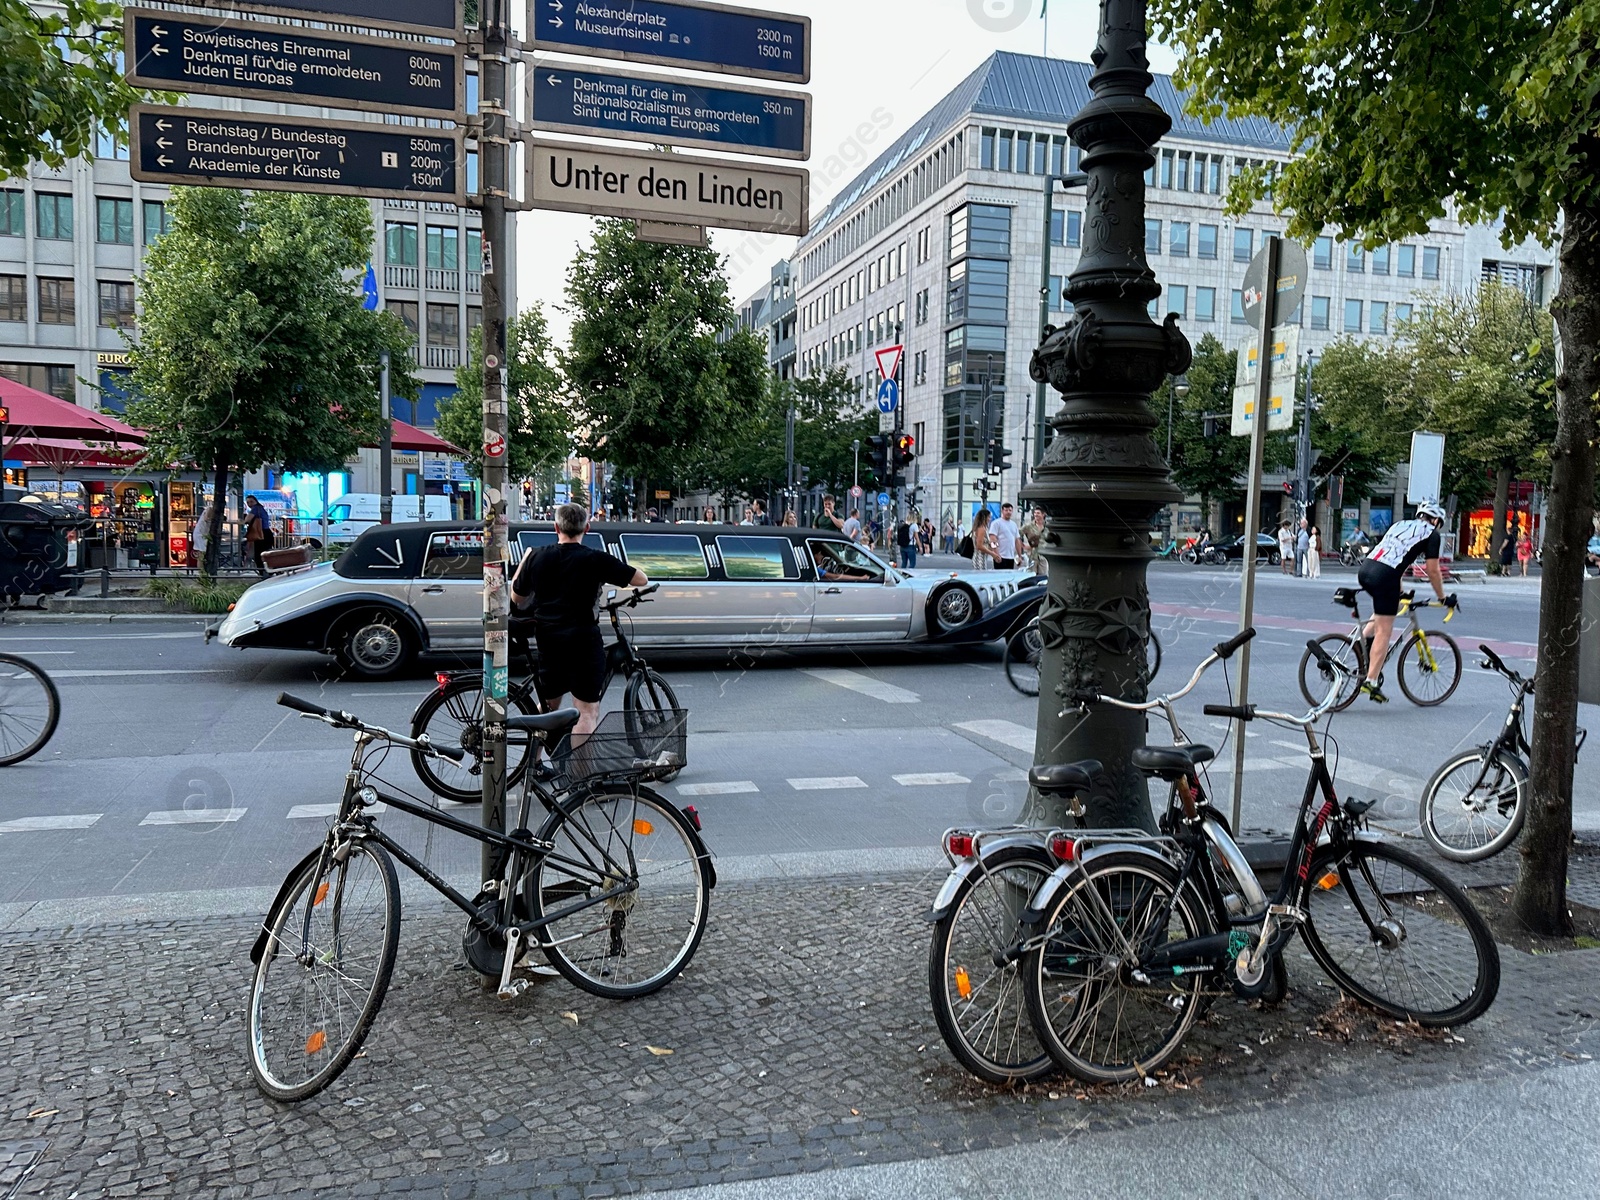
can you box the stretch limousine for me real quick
[211,521,1045,679]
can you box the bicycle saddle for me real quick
[1028,759,1101,794]
[1130,744,1215,778]
[506,708,581,735]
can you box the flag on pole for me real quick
[360,261,379,311]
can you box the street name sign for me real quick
[130,105,462,201]
[125,10,461,119]
[526,138,808,235]
[529,0,810,84]
[532,65,809,159]
[168,0,458,36]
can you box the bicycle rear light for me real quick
[435,672,451,687]
[946,832,975,859]
[682,805,702,831]
[1048,835,1077,862]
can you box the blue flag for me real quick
[361,261,379,311]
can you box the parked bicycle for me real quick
[248,692,713,1102]
[1418,644,1585,862]
[1004,619,1161,697]
[1297,585,1461,710]
[0,652,60,766]
[410,584,681,801]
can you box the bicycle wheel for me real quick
[1397,631,1462,706]
[1419,748,1529,862]
[1299,839,1499,1027]
[624,667,682,781]
[247,838,401,1101]
[928,844,1056,1084]
[1146,630,1162,684]
[1003,623,1042,697]
[1023,851,1209,1084]
[528,788,709,999]
[0,653,60,766]
[1297,634,1365,711]
[409,678,540,803]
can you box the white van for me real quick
[318,494,454,543]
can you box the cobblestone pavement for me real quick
[4,865,1598,1200]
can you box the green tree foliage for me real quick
[562,221,768,512]
[437,306,570,483]
[1149,0,1599,930]
[127,188,416,575]
[0,0,148,178]
[1159,334,1248,515]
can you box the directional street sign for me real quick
[526,137,808,235]
[875,377,898,415]
[874,344,903,381]
[130,105,462,201]
[529,0,810,84]
[531,65,809,159]
[168,0,458,35]
[124,10,461,119]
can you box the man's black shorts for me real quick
[1357,559,1404,617]
[534,628,606,704]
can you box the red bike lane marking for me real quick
[1149,602,1539,661]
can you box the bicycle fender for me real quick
[636,785,717,889]
[249,844,326,965]
[1021,843,1175,927]
[925,834,1048,921]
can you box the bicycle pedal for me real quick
[497,978,531,1000]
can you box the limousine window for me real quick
[423,532,484,580]
[618,533,709,580]
[515,530,605,558]
[716,535,798,581]
[808,539,887,584]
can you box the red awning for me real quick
[387,419,462,453]
[0,377,145,444]
[6,437,143,470]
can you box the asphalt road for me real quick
[1,562,1585,919]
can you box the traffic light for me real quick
[894,433,916,472]
[989,439,1013,475]
[1203,414,1218,438]
[865,433,890,483]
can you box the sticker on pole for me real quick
[484,432,506,458]
[874,345,903,381]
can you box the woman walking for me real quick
[1277,523,1293,575]
[1306,525,1322,579]
[970,508,998,570]
[1517,531,1533,576]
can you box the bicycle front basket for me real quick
[549,708,689,786]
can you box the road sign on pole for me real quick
[1230,325,1299,435]
[124,10,462,119]
[526,137,808,235]
[529,0,810,84]
[168,0,458,35]
[874,344,903,381]
[130,105,462,201]
[1241,239,1308,329]
[531,65,810,159]
[875,377,899,415]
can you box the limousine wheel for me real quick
[927,581,980,634]
[335,608,415,680]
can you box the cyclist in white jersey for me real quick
[1354,501,1455,702]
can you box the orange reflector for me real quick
[633,818,654,836]
[313,882,329,907]
[954,966,972,999]
[1317,872,1341,891]
[227,603,236,612]
[305,1030,327,1054]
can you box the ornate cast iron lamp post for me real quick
[1020,0,1191,832]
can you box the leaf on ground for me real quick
[645,1045,673,1056]
[560,1011,579,1026]
[27,1108,58,1118]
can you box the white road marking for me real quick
[349,691,432,698]
[51,669,222,679]
[787,776,868,790]
[0,814,102,833]
[954,719,1035,751]
[0,650,74,655]
[800,668,920,704]
[0,632,199,642]
[675,781,759,796]
[287,802,385,819]
[893,772,971,786]
[139,808,248,826]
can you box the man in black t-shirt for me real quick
[510,504,646,738]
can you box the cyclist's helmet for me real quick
[1416,500,1447,523]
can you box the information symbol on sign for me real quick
[875,378,899,415]
[381,152,399,168]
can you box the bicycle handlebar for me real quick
[1203,703,1257,721]
[1214,626,1256,661]
[602,583,660,612]
[277,692,466,760]
[1478,642,1530,690]
[1060,628,1255,719]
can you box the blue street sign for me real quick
[533,66,809,160]
[876,377,898,414]
[530,0,810,85]
[877,492,890,509]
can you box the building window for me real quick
[1143,162,1155,187]
[0,363,74,400]
[37,277,74,325]
[915,288,928,326]
[1177,152,1191,191]
[0,275,25,322]
[36,194,73,241]
[1343,298,1363,332]
[1370,245,1391,275]
[1395,302,1413,326]
[1346,242,1364,273]
[426,302,458,346]
[1230,288,1246,324]
[1369,300,1389,334]
[946,257,1009,324]
[1313,235,1332,270]
[142,200,172,244]
[1050,136,1066,175]
[997,131,1013,172]
[1145,218,1161,254]
[1397,244,1416,277]
[1069,142,1081,172]
[1233,227,1254,263]
[384,222,418,266]
[1015,132,1032,173]
[1311,295,1331,330]
[1160,149,1174,188]
[466,229,483,271]
[388,300,419,338]
[948,203,1010,260]
[0,192,22,237]
[96,198,133,244]
[1422,246,1441,279]
[1054,210,1081,247]
[1047,274,1066,310]
[1195,287,1216,322]
[1169,221,1190,257]
[980,128,996,170]
[425,226,459,270]
[467,305,482,334]
[1197,224,1218,260]
[1166,284,1188,318]
[98,280,135,328]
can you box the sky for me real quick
[514,0,1179,345]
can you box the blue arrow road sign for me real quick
[876,378,898,415]
[531,0,810,85]
[533,66,809,159]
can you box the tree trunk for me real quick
[1488,464,1513,564]
[1512,195,1600,935]
[202,456,229,580]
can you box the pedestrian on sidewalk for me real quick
[781,508,797,527]
[970,508,998,570]
[244,496,272,577]
[1020,505,1046,574]
[1277,522,1293,575]
[193,499,215,572]
[1499,525,1517,575]
[1518,531,1533,576]
[991,502,1021,569]
[841,508,864,545]
[895,516,917,568]
[817,495,847,533]
[1296,518,1310,577]
[1307,524,1322,579]
[941,515,956,555]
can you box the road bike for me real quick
[1297,585,1461,711]
[247,692,712,1102]
[1418,644,1585,862]
[0,652,60,766]
[1021,638,1498,1084]
[410,584,681,801]
[1004,619,1160,697]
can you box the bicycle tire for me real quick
[1419,748,1529,862]
[1397,630,1462,706]
[1003,622,1042,697]
[623,667,683,781]
[1146,630,1162,684]
[1023,851,1210,1085]
[1297,634,1365,712]
[409,678,540,803]
[927,844,1057,1084]
[528,788,709,999]
[247,838,401,1101]
[0,653,60,766]
[1299,839,1499,1027]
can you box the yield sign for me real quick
[874,344,903,380]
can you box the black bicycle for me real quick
[1004,618,1160,697]
[0,652,60,766]
[247,693,713,1102]
[410,584,681,802]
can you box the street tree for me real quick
[1150,0,1599,932]
[127,187,417,576]
[436,306,569,484]
[1160,334,1248,527]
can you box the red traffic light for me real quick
[0,406,9,423]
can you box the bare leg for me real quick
[571,697,601,746]
[1365,614,1395,682]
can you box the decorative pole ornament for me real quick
[1019,0,1190,832]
